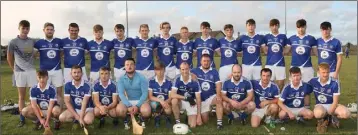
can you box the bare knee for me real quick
[117,104,127,118]
[52,106,61,118]
[171,99,179,106]
[314,106,326,119]
[304,110,314,119]
[164,108,172,115]
[278,111,287,119]
[337,109,351,119]
[140,103,151,118]
[94,107,101,117]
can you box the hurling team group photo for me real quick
[3,14,357,135]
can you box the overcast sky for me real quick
[1,1,357,45]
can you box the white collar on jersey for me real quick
[94,38,104,45]
[37,83,50,92]
[160,34,172,40]
[225,37,235,42]
[201,36,211,41]
[72,79,85,88]
[296,34,308,39]
[180,75,192,83]
[68,36,81,41]
[231,77,243,85]
[139,36,150,42]
[117,36,127,42]
[322,36,334,42]
[318,76,332,86]
[155,75,167,86]
[270,32,280,37]
[44,38,55,42]
[99,80,112,89]
[179,39,190,44]
[259,80,272,89]
[200,66,213,73]
[290,81,303,90]
[245,33,258,38]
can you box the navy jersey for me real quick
[222,77,252,102]
[218,37,241,67]
[30,84,57,110]
[92,80,118,105]
[64,80,93,110]
[172,76,201,99]
[264,33,288,67]
[156,36,177,67]
[62,37,88,68]
[112,37,135,69]
[279,82,313,108]
[239,34,265,66]
[251,80,280,108]
[287,35,317,67]
[308,77,340,104]
[175,40,194,69]
[87,39,114,72]
[149,77,172,100]
[133,37,158,70]
[191,67,220,101]
[34,38,62,70]
[194,36,219,68]
[317,37,343,72]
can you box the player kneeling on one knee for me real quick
[149,61,174,128]
[221,64,255,125]
[22,70,61,130]
[92,67,120,128]
[171,62,202,128]
[278,67,314,122]
[59,65,94,128]
[251,68,280,128]
[309,63,351,133]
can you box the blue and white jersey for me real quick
[175,40,194,69]
[222,77,252,102]
[149,76,172,100]
[30,83,57,110]
[156,36,177,68]
[62,37,88,68]
[218,37,241,67]
[112,37,135,69]
[133,37,158,70]
[288,34,317,67]
[191,67,220,101]
[92,80,118,106]
[308,77,340,105]
[317,37,343,72]
[264,33,288,67]
[64,80,93,110]
[194,36,219,68]
[238,34,265,66]
[34,38,62,70]
[251,80,280,109]
[87,39,114,72]
[279,82,313,108]
[172,76,201,99]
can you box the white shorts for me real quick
[47,69,64,87]
[181,100,198,116]
[298,67,314,82]
[175,68,181,76]
[315,104,332,111]
[63,67,88,83]
[129,100,139,107]
[242,65,261,80]
[219,64,233,82]
[75,108,94,114]
[114,67,126,82]
[265,65,286,81]
[165,66,177,81]
[286,106,304,116]
[136,70,155,80]
[14,70,38,87]
[252,106,269,119]
[201,95,216,113]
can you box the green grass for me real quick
[1,56,357,135]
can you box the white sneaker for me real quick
[347,103,357,113]
[264,116,272,124]
[124,123,130,130]
[141,122,146,128]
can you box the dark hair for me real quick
[44,22,54,29]
[37,70,48,77]
[296,19,307,28]
[160,22,171,29]
[201,54,211,60]
[19,20,30,28]
[99,66,111,72]
[93,24,103,31]
[69,23,79,29]
[269,19,280,26]
[246,19,256,25]
[139,24,149,31]
[320,21,332,30]
[114,24,125,30]
[289,67,301,75]
[224,24,233,30]
[200,21,210,28]
[71,65,82,72]
[260,68,272,76]
[154,61,166,70]
[125,57,136,64]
